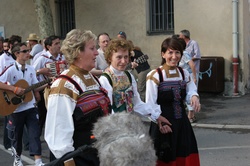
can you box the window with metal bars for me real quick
[56,0,75,38]
[148,0,174,35]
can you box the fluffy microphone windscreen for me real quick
[92,112,157,166]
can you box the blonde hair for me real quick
[61,29,96,65]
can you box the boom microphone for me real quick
[92,112,157,166]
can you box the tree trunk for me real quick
[33,0,55,38]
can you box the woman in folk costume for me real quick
[99,38,169,124]
[44,29,111,166]
[146,37,201,166]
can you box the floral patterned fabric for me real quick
[105,69,134,112]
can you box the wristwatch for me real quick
[36,70,40,76]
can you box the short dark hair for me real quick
[44,35,60,50]
[4,38,9,43]
[161,37,183,65]
[97,32,110,42]
[177,38,186,50]
[9,35,22,45]
[11,42,27,54]
[172,34,179,39]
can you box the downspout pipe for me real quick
[232,0,239,95]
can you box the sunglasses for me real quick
[18,49,30,53]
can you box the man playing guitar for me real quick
[0,42,46,166]
[128,41,151,102]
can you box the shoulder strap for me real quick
[124,71,132,84]
[177,67,185,80]
[156,67,184,82]
[57,75,83,94]
[92,74,101,86]
[41,54,50,59]
[0,64,14,76]
[102,73,113,87]
[156,68,163,83]
[101,71,132,87]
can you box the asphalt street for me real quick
[0,92,250,165]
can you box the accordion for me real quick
[45,61,68,77]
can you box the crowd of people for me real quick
[0,29,201,166]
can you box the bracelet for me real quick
[14,87,18,94]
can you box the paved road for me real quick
[0,92,250,165]
[195,127,250,166]
[0,133,50,166]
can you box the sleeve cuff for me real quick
[150,111,161,123]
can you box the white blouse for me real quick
[99,65,161,121]
[146,66,199,115]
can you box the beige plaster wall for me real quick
[0,0,250,94]
[175,0,250,95]
[75,0,168,69]
[75,0,236,74]
[175,0,232,80]
[0,0,57,41]
[74,0,250,95]
[0,0,39,40]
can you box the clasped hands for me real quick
[156,95,201,134]
[157,115,172,134]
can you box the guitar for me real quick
[0,78,51,116]
[127,54,149,70]
[134,54,149,64]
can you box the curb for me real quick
[0,144,35,165]
[192,123,250,130]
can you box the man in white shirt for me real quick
[0,35,22,152]
[0,35,22,73]
[32,35,65,134]
[0,42,45,166]
[27,33,43,59]
[90,32,110,76]
[179,29,201,87]
[179,29,201,123]
[31,38,47,65]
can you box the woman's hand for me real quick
[191,95,201,112]
[157,115,172,134]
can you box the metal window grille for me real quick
[56,0,75,38]
[148,0,174,35]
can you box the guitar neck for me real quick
[135,54,148,64]
[24,79,50,94]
